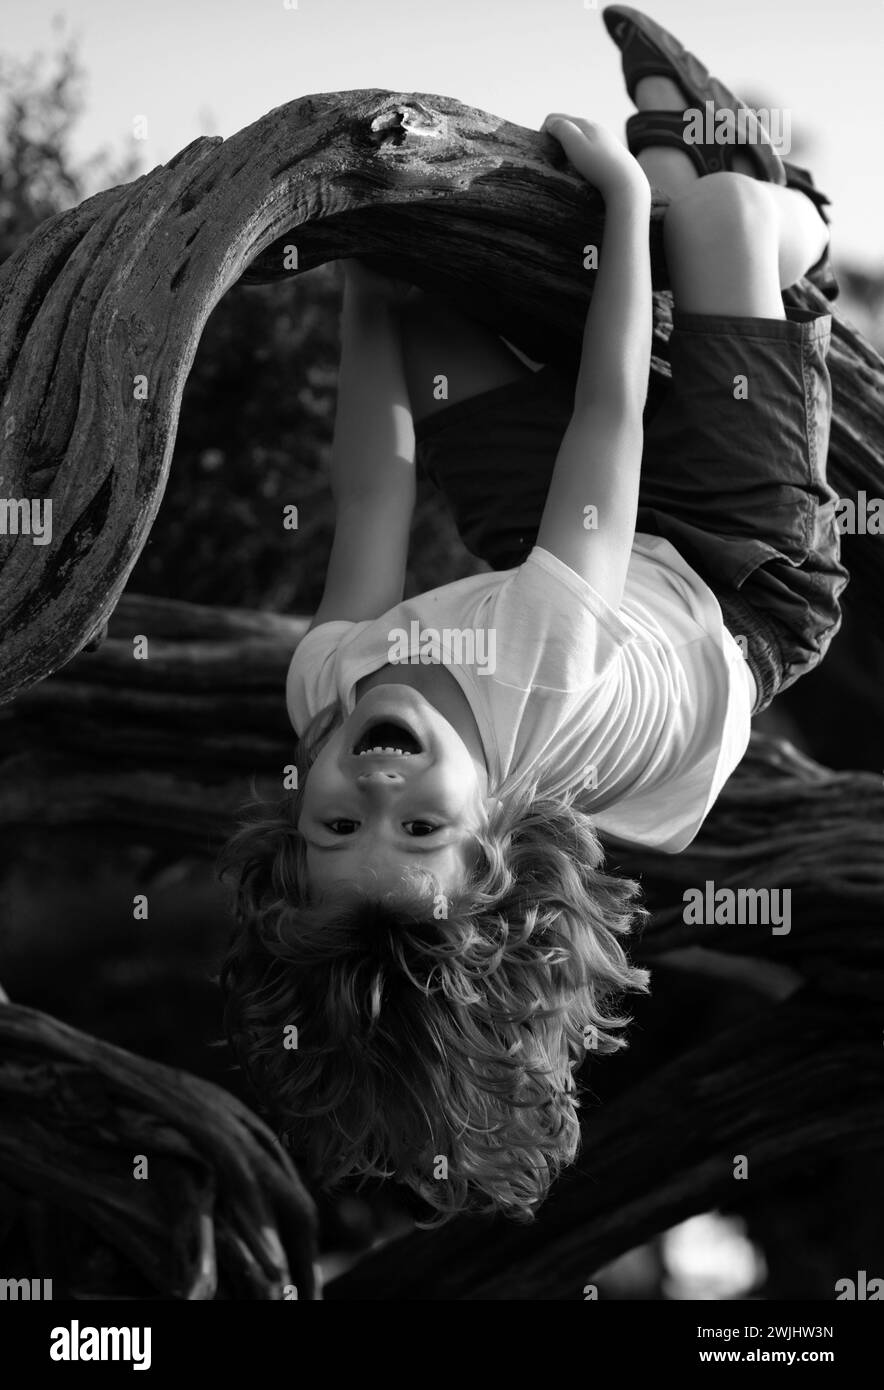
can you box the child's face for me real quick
[298,684,490,901]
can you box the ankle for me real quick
[634,75,690,111]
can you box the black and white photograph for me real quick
[0,0,882,1357]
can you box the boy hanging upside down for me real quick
[220,8,847,1221]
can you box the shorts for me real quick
[414,307,849,714]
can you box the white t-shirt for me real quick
[285,537,754,854]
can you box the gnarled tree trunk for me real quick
[5,593,884,1300]
[3,91,884,1301]
[1,90,883,701]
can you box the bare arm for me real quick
[536,117,652,611]
[310,265,416,630]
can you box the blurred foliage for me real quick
[0,18,139,265]
[0,26,481,614]
[130,266,483,614]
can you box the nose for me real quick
[356,770,404,789]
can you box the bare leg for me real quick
[664,176,829,317]
[634,76,829,306]
[634,76,757,191]
[397,291,535,426]
[398,67,830,421]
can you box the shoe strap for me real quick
[625,109,768,179]
[625,110,710,170]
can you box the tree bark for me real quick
[0,1002,319,1299]
[324,996,884,1300]
[5,594,884,1298]
[3,88,884,1300]
[6,594,883,960]
[1,90,882,702]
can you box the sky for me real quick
[4,0,883,269]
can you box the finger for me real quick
[544,112,595,130]
[566,117,598,138]
[543,112,578,132]
[545,119,588,156]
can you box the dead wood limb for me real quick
[0,1002,318,1299]
[324,997,884,1300]
[1,91,882,700]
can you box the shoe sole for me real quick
[602,5,787,185]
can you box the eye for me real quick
[325,819,359,835]
[404,821,439,836]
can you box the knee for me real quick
[665,173,775,246]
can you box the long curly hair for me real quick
[218,701,650,1223]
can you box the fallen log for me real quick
[5,594,883,977]
[2,86,883,1297]
[1,91,883,703]
[324,996,884,1300]
[3,592,883,1298]
[0,1002,318,1299]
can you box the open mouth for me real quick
[352,719,423,757]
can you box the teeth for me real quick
[357,746,412,756]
